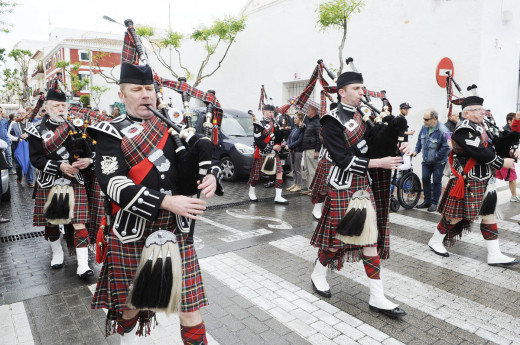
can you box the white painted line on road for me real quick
[390,233,520,293]
[200,252,403,345]
[271,235,520,345]
[198,214,274,243]
[0,302,35,345]
[87,284,220,345]
[389,213,520,256]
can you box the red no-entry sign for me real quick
[436,57,454,88]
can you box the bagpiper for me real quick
[89,62,223,345]
[26,87,103,279]
[428,96,519,266]
[310,71,407,318]
[248,104,289,204]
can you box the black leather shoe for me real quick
[369,305,407,318]
[488,258,520,267]
[274,200,289,205]
[429,245,450,257]
[51,263,64,269]
[416,202,431,209]
[263,181,275,188]
[427,204,437,212]
[311,279,331,298]
[77,269,94,279]
[249,196,258,202]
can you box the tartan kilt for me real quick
[248,154,283,186]
[91,210,208,313]
[310,174,377,263]
[83,169,105,243]
[438,177,488,220]
[33,179,89,226]
[310,158,331,204]
[368,168,392,260]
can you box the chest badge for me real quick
[345,119,358,132]
[121,123,144,139]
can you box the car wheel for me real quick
[220,156,237,181]
[1,184,10,202]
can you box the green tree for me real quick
[80,95,90,107]
[0,1,18,33]
[316,0,365,77]
[1,48,32,105]
[136,15,246,88]
[90,85,109,107]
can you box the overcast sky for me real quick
[1,0,247,50]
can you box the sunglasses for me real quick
[423,118,432,121]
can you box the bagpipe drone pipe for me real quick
[123,19,223,314]
[343,57,408,159]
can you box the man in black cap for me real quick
[248,103,289,204]
[309,71,407,318]
[25,85,97,279]
[398,102,415,141]
[89,62,223,344]
[429,95,519,267]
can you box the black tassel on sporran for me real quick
[128,230,182,314]
[479,178,498,217]
[336,190,378,246]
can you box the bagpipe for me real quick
[342,58,407,159]
[446,74,519,159]
[121,19,223,314]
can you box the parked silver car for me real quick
[1,168,10,201]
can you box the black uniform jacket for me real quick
[451,119,504,180]
[88,114,222,243]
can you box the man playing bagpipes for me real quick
[89,62,223,344]
[25,87,97,279]
[309,71,408,318]
[248,104,289,205]
[428,96,519,266]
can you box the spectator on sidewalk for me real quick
[286,112,305,192]
[0,137,10,223]
[397,102,415,141]
[8,108,35,187]
[0,107,13,174]
[301,105,321,194]
[496,112,520,202]
[413,109,450,212]
[444,109,460,133]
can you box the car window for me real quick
[221,116,254,137]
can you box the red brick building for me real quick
[42,38,122,100]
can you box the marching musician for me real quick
[309,71,407,318]
[428,96,519,266]
[89,62,222,344]
[248,104,289,204]
[25,87,99,279]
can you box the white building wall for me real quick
[143,0,519,132]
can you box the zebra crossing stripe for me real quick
[200,252,404,345]
[390,233,520,293]
[270,235,520,344]
[87,284,221,345]
[389,213,520,255]
[0,302,34,345]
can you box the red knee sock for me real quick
[317,249,336,267]
[74,227,89,248]
[437,216,455,235]
[180,322,207,345]
[275,179,283,188]
[362,255,381,280]
[45,225,60,241]
[480,223,498,240]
